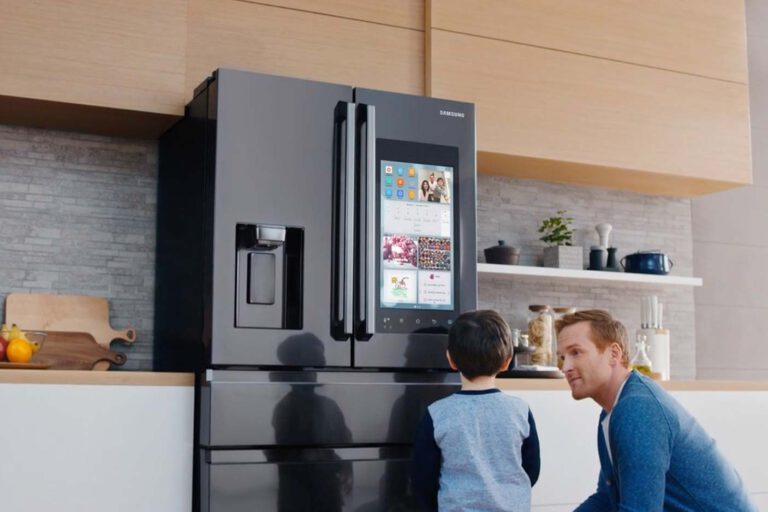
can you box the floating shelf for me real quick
[478,263,703,287]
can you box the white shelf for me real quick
[478,263,703,287]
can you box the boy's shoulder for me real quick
[428,389,531,414]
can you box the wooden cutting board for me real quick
[33,331,127,370]
[4,293,136,371]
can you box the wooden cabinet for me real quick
[430,0,748,83]
[0,0,752,194]
[0,0,424,136]
[0,0,188,115]
[427,0,752,196]
[185,0,424,101]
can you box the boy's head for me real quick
[448,310,513,379]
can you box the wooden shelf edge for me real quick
[478,263,703,287]
[477,151,750,198]
[0,370,194,386]
[0,95,181,139]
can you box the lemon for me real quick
[6,339,33,363]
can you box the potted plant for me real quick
[538,210,583,269]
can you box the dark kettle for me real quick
[621,250,673,275]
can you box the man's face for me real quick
[557,322,616,401]
[429,174,435,183]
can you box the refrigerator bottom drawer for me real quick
[202,446,419,512]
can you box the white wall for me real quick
[692,0,768,380]
[512,390,768,511]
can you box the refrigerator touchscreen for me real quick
[380,159,454,310]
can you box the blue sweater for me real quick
[576,371,757,512]
[411,389,540,512]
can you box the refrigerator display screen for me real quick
[380,159,454,310]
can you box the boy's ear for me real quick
[446,350,458,371]
[501,356,512,372]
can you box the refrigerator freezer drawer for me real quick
[202,446,416,512]
[200,370,458,447]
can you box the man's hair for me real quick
[555,309,630,367]
[448,310,513,379]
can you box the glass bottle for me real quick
[631,333,653,377]
[527,305,553,366]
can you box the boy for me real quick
[412,310,540,511]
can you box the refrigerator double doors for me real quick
[208,70,475,370]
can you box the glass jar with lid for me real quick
[527,305,553,366]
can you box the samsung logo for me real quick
[440,110,465,118]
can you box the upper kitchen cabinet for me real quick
[427,0,752,196]
[0,0,187,135]
[185,0,424,99]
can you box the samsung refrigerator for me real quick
[154,69,476,512]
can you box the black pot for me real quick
[621,251,673,275]
[484,240,520,265]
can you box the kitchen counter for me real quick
[1,371,765,511]
[0,369,194,512]
[0,369,193,385]
[2,369,767,390]
[496,377,768,391]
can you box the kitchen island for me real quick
[0,370,194,512]
[1,371,765,511]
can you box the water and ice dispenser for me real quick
[235,223,303,329]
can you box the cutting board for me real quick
[33,331,127,370]
[4,293,136,370]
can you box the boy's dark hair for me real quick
[448,310,513,379]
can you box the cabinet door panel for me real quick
[429,30,751,196]
[430,0,747,83]
[186,0,423,99]
[0,0,187,115]
[254,0,423,30]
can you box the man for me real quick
[555,309,756,511]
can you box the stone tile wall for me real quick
[0,125,157,370]
[477,175,696,379]
[0,124,697,377]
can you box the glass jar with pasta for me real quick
[526,305,553,366]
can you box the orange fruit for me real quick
[6,339,33,363]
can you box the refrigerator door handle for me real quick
[331,102,356,340]
[356,104,376,340]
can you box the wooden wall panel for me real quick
[429,30,751,196]
[247,0,423,30]
[431,0,747,83]
[186,0,423,99]
[0,0,187,115]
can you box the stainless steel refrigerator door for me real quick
[352,88,477,370]
[199,370,458,448]
[209,70,355,367]
[202,447,421,512]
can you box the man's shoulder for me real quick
[623,372,668,398]
[612,373,675,427]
